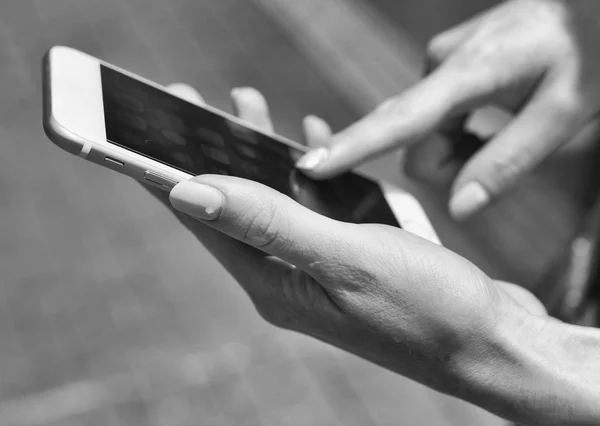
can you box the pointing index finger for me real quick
[296,66,494,179]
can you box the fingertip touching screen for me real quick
[101,65,400,227]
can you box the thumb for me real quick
[169,175,362,269]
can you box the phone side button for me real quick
[144,171,178,190]
[104,157,125,168]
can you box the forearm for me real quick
[453,306,600,425]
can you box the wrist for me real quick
[449,303,600,425]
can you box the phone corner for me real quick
[379,181,442,245]
[42,113,85,157]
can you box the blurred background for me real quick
[1,0,599,424]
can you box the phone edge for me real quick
[42,46,440,243]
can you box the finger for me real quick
[404,127,489,184]
[231,87,274,133]
[296,67,494,179]
[403,134,460,185]
[449,83,585,220]
[302,115,332,149]
[167,83,206,105]
[425,18,485,140]
[426,14,483,70]
[169,175,363,272]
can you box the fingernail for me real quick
[170,180,225,221]
[296,147,329,171]
[449,182,490,221]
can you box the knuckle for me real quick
[524,0,567,25]
[451,40,491,67]
[426,34,452,62]
[546,90,583,117]
[446,32,510,74]
[239,199,290,252]
[375,97,398,114]
[486,154,524,190]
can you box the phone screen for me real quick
[101,66,400,227]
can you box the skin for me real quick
[294,0,600,220]
[143,84,600,425]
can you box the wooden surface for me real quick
[0,0,513,425]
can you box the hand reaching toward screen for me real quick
[295,0,600,220]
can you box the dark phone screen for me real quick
[101,65,399,227]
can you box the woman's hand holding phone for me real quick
[141,84,600,425]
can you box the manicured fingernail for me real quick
[449,182,490,221]
[170,180,225,221]
[296,147,329,171]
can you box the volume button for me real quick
[143,171,178,189]
[104,157,125,168]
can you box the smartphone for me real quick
[42,46,439,244]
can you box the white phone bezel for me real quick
[43,46,440,244]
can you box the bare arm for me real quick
[453,305,600,424]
